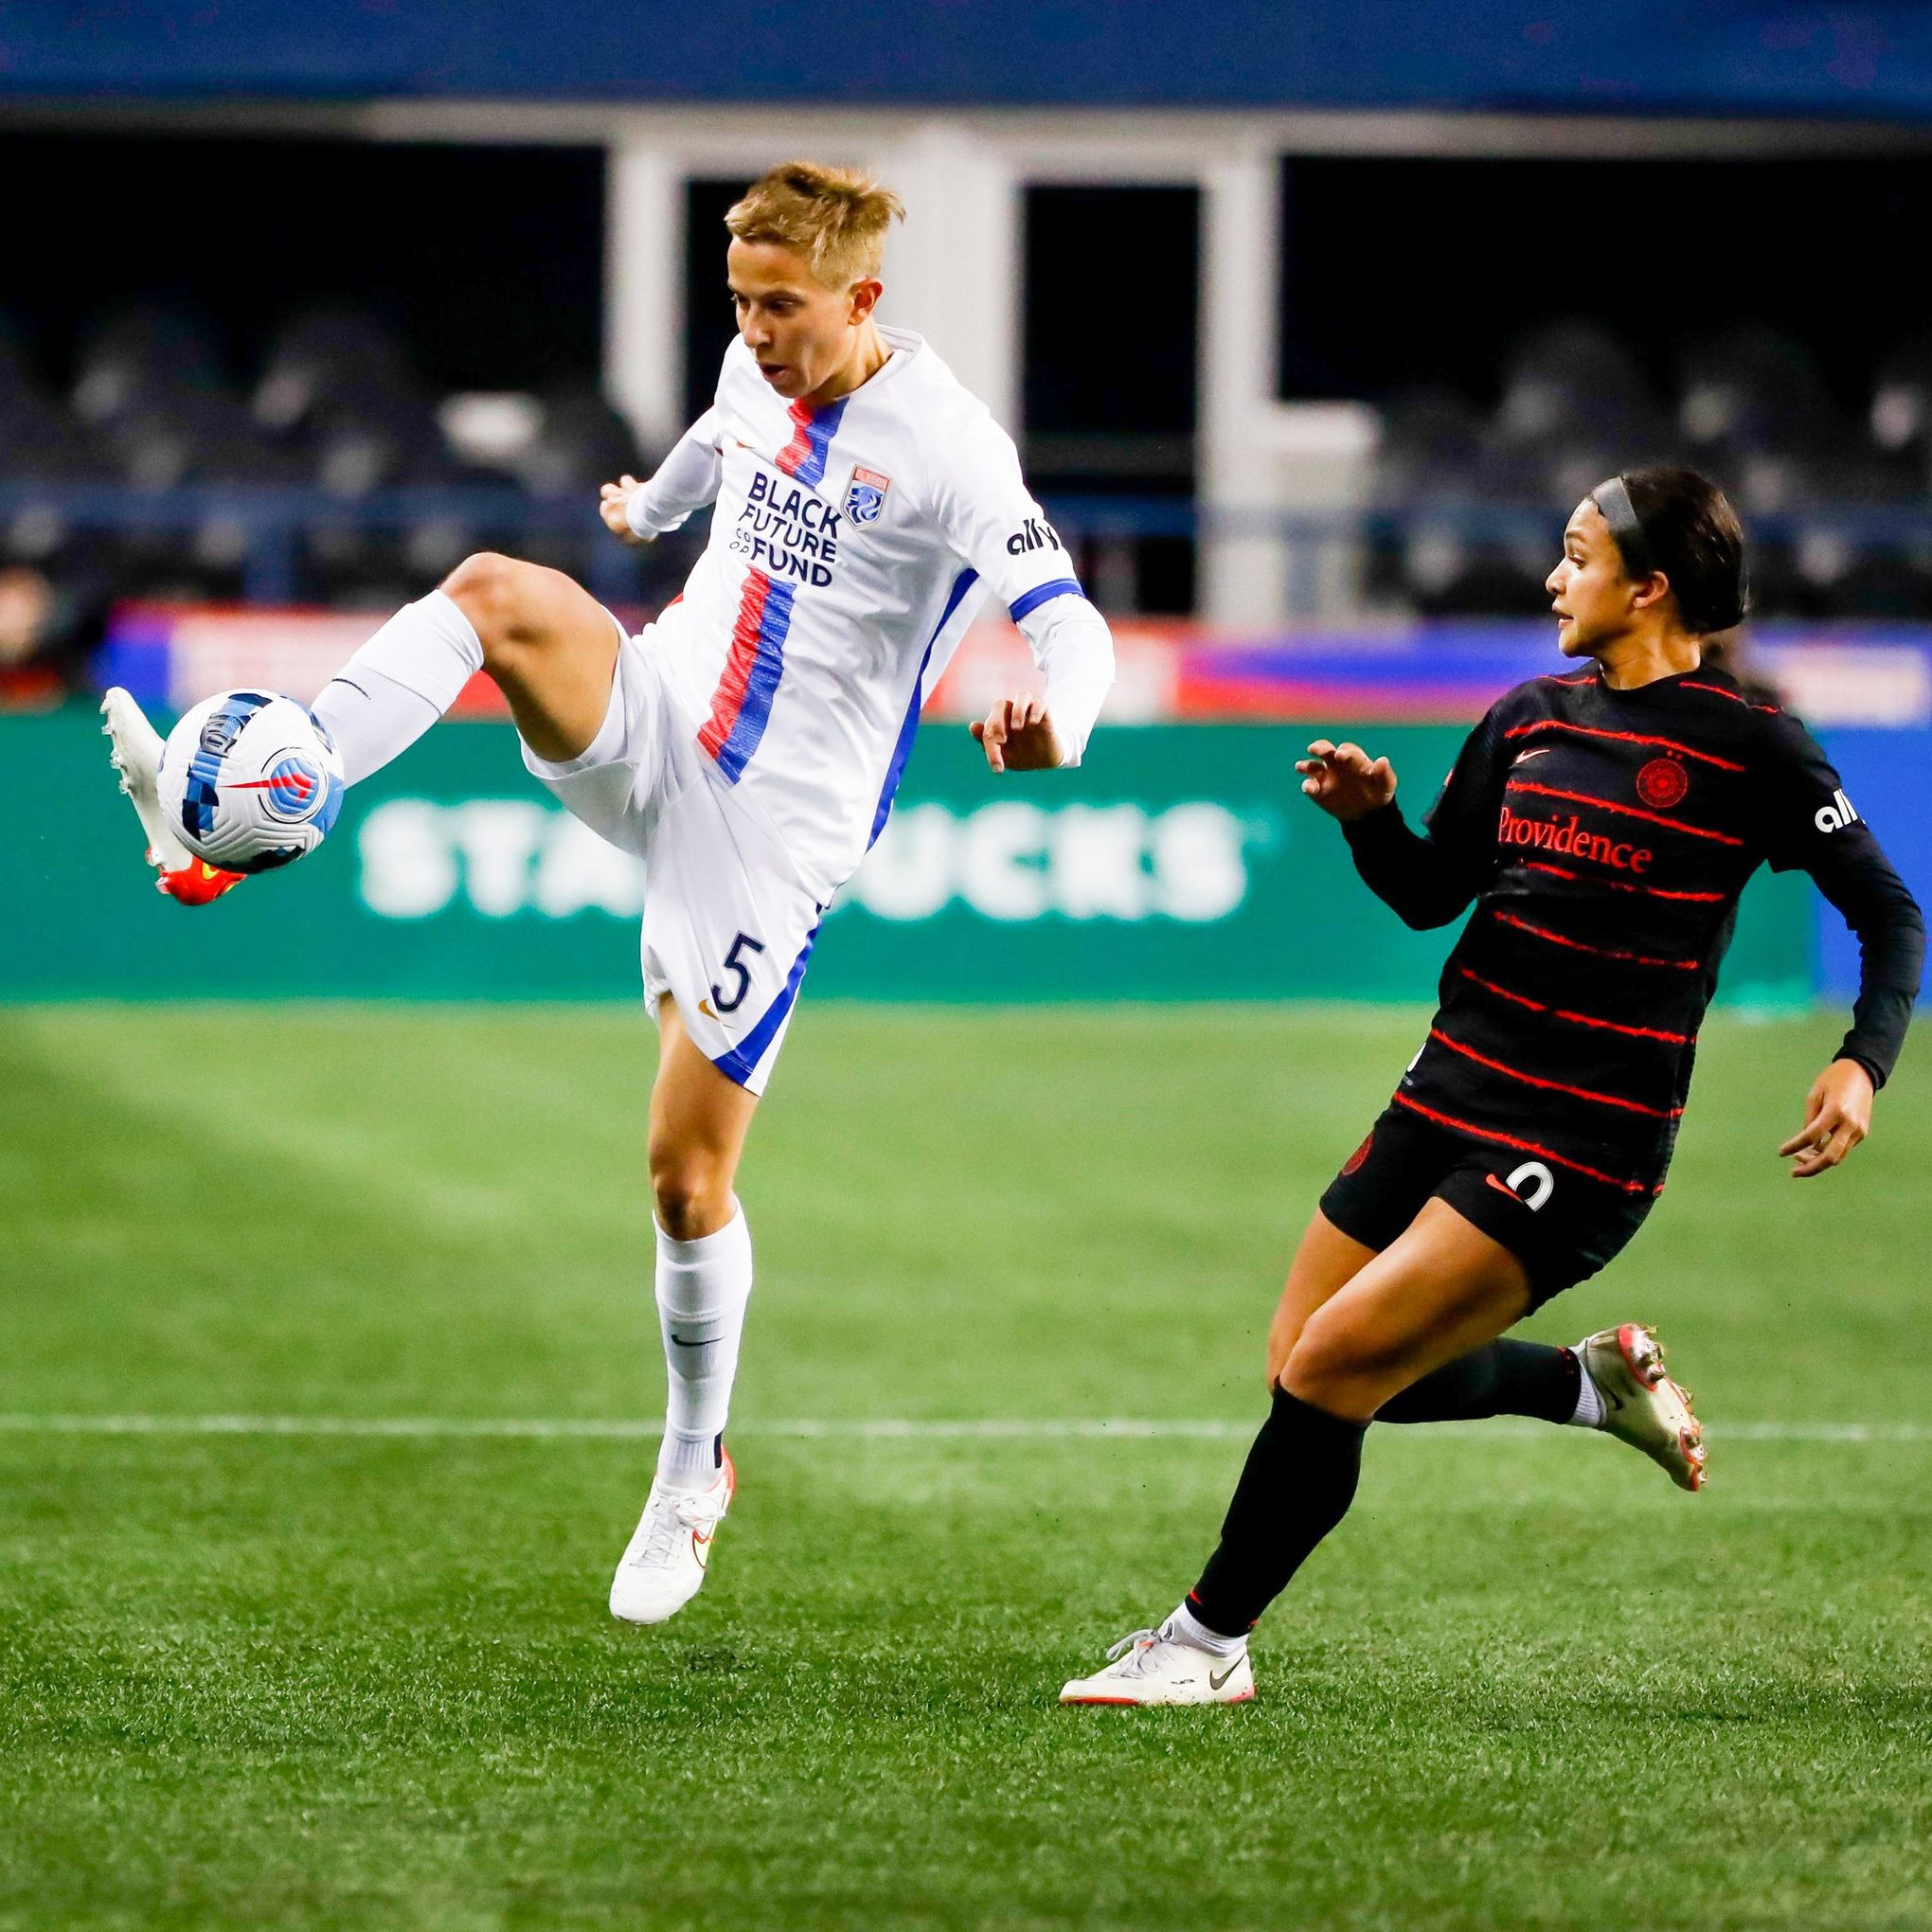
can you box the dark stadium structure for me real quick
[8,131,1932,641]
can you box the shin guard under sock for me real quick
[1187,1387,1368,1638]
[653,1208,753,1487]
[311,590,483,785]
[1374,1340,1581,1427]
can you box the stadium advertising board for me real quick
[5,709,1814,1006]
[93,603,1932,730]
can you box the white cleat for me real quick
[99,688,244,904]
[1060,1621,1256,1707]
[1578,1322,1708,1493]
[101,687,192,870]
[609,1451,735,1625]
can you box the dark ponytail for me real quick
[1591,465,1749,635]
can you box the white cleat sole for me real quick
[100,687,193,874]
[1059,1681,1256,1708]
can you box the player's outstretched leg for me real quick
[1374,1326,1706,1490]
[100,552,617,904]
[1267,1210,1707,1486]
[1373,1335,1587,1424]
[1059,1386,1354,1708]
[610,1001,761,1626]
[1063,1203,1529,1708]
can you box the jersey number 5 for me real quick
[710,932,766,1015]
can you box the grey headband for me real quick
[1591,474,1656,578]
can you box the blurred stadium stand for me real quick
[1364,316,1932,623]
[0,297,667,614]
[5,3,1932,684]
[10,287,1932,653]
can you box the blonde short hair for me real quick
[724,161,905,289]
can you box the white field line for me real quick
[0,1413,1926,1444]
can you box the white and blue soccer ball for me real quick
[157,689,346,874]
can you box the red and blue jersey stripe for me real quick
[699,396,848,782]
[773,393,847,489]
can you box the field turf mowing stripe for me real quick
[3,1004,1928,1930]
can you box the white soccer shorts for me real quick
[520,620,824,1095]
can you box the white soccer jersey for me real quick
[627,327,1107,899]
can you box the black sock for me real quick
[1187,1387,1368,1638]
[1374,1340,1580,1426]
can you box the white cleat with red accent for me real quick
[1579,1322,1708,1492]
[1060,1622,1256,1707]
[609,1452,735,1625]
[99,688,245,904]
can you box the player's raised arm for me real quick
[1756,710,1924,1176]
[599,406,726,546]
[933,417,1114,774]
[1321,707,1510,930]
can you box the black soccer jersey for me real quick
[1340,662,1924,1199]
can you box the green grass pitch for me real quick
[3,1003,1928,1931]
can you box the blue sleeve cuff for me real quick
[1008,578,1083,623]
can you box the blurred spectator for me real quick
[0,563,101,705]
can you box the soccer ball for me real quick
[157,689,346,874]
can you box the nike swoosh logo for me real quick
[1484,1172,1525,1202]
[697,997,720,1021]
[1208,1661,1242,1690]
[691,1528,713,1568]
[668,1335,708,1349]
[1512,747,1553,764]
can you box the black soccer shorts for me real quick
[1317,1101,1658,1305]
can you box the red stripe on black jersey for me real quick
[1504,778,1746,845]
[1680,679,1778,713]
[1453,965,1697,1045]
[1457,964,1545,1011]
[1428,1027,1684,1118]
[1390,1093,1655,1193]
[1522,860,1726,903]
[1492,909,1701,971]
[1503,719,1746,772]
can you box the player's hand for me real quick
[1296,740,1396,822]
[599,475,652,547]
[1778,1059,1873,1178]
[972,694,1064,774]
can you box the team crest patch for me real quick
[1636,758,1690,810]
[843,465,891,525]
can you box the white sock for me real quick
[1166,1600,1246,1658]
[654,1207,754,1488]
[1566,1351,1607,1429]
[310,589,483,785]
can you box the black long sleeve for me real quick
[1818,855,1923,1090]
[1338,707,1508,930]
[1341,802,1478,929]
[1758,712,1923,1089]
